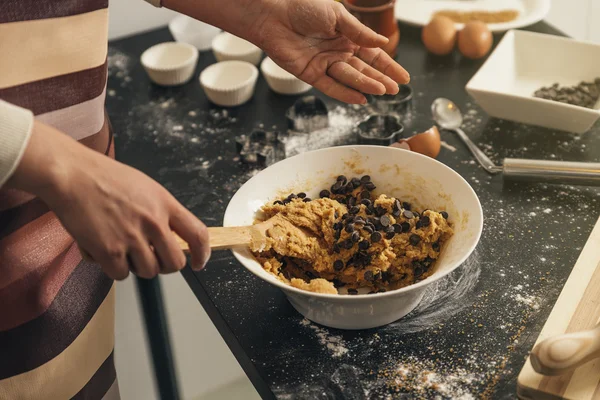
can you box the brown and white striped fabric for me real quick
[0,1,119,398]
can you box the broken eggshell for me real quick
[391,126,441,158]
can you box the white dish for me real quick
[260,57,312,95]
[141,42,198,86]
[394,0,550,32]
[466,30,600,134]
[211,32,262,65]
[224,146,483,330]
[168,15,221,51]
[199,60,259,107]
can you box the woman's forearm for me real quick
[162,0,278,45]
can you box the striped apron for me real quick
[0,1,118,398]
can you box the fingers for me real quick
[356,47,410,84]
[128,238,160,279]
[149,227,187,274]
[328,62,386,95]
[170,206,211,271]
[334,2,388,48]
[94,246,130,281]
[312,74,367,104]
[347,57,399,95]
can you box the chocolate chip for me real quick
[306,271,316,279]
[363,225,374,234]
[360,175,371,183]
[403,210,414,219]
[440,211,449,219]
[334,211,339,218]
[423,256,434,267]
[377,288,387,293]
[402,202,411,210]
[432,241,440,251]
[273,200,284,205]
[344,183,355,194]
[351,177,361,188]
[393,199,402,211]
[341,213,349,220]
[381,271,391,281]
[420,216,431,227]
[409,234,421,246]
[334,230,341,240]
[303,198,311,202]
[347,197,356,207]
[415,220,423,229]
[385,231,395,239]
[297,192,306,199]
[374,271,382,280]
[345,223,355,233]
[332,279,344,288]
[333,222,343,231]
[349,206,360,215]
[401,222,410,232]
[393,223,403,233]
[365,182,376,191]
[360,190,371,200]
[375,206,387,217]
[320,190,331,198]
[283,199,291,205]
[354,216,365,225]
[347,288,358,295]
[337,175,347,184]
[333,260,344,271]
[358,240,371,250]
[364,270,374,281]
[343,239,354,249]
[351,231,360,243]
[371,231,382,242]
[413,211,420,218]
[380,215,391,227]
[333,243,341,253]
[288,193,298,200]
[360,199,372,207]
[414,265,425,278]
[365,207,374,215]
[331,181,343,194]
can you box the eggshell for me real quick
[458,21,493,59]
[404,126,441,158]
[422,16,457,56]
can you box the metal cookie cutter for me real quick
[235,129,284,167]
[370,84,413,114]
[285,96,329,133]
[356,114,405,146]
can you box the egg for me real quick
[392,126,441,158]
[458,21,493,59]
[422,16,457,56]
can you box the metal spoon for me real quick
[431,98,600,186]
[432,98,502,174]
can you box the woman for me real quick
[0,0,409,398]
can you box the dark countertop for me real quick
[106,22,600,399]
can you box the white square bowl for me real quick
[465,30,600,134]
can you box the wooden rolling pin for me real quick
[529,323,600,376]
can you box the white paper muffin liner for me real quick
[260,57,312,95]
[211,32,262,65]
[200,60,259,107]
[168,15,221,51]
[141,42,199,86]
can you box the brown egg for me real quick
[422,16,457,56]
[392,126,441,158]
[458,21,493,59]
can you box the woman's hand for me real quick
[8,121,210,280]
[165,0,409,104]
[253,0,410,104]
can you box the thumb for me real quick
[335,3,389,48]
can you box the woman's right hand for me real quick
[7,121,210,280]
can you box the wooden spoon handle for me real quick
[530,324,600,376]
[175,227,252,251]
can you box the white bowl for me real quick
[260,57,312,95]
[199,60,258,107]
[224,146,483,329]
[141,42,198,86]
[168,15,221,51]
[466,30,600,134]
[211,32,262,65]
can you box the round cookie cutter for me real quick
[356,114,405,146]
[369,84,413,114]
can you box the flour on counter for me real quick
[299,319,349,358]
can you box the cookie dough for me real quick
[253,176,453,295]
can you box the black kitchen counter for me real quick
[106,22,600,399]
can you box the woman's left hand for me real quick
[252,0,410,104]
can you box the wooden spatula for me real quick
[529,323,600,376]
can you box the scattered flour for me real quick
[299,319,349,358]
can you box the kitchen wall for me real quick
[108,1,597,399]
